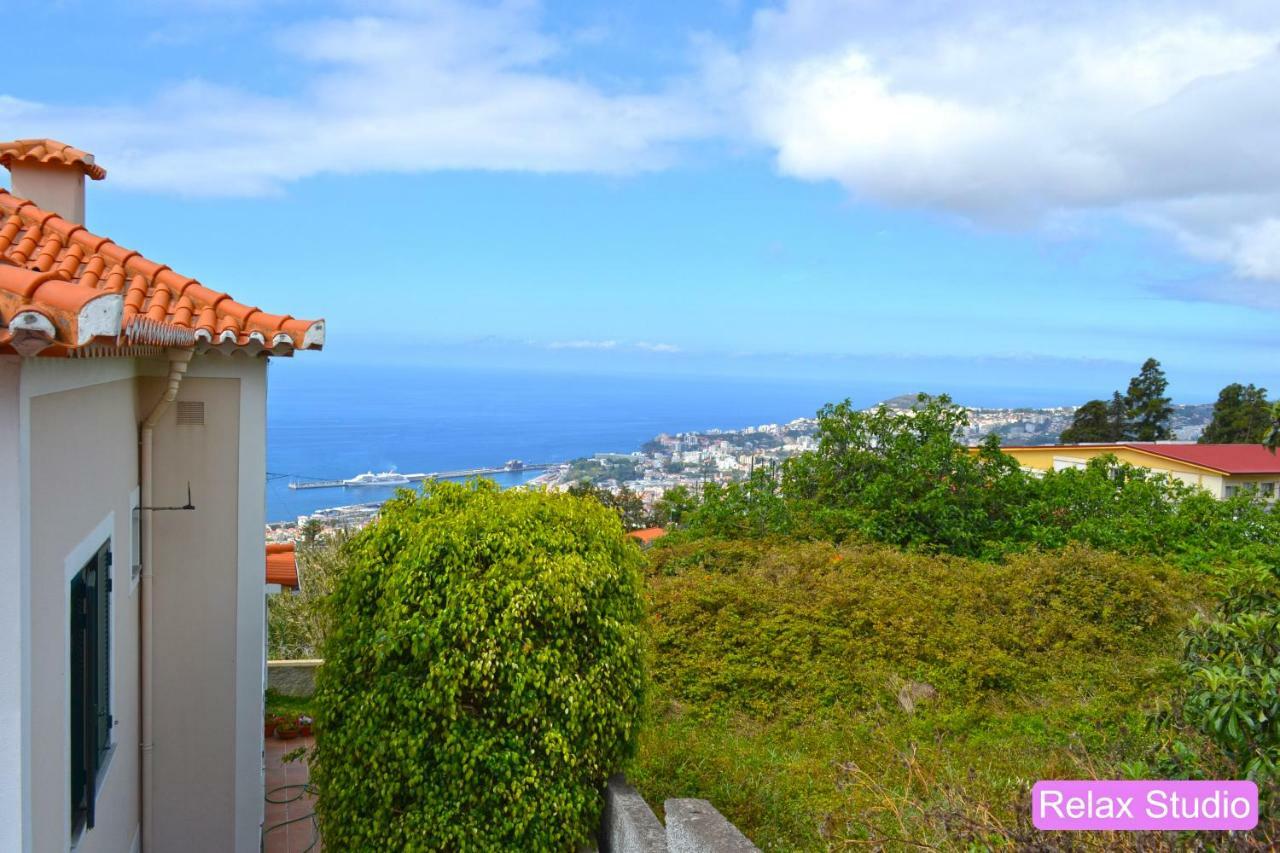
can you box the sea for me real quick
[266,363,1065,522]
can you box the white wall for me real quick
[149,354,267,853]
[23,358,142,853]
[0,356,28,852]
[2,352,270,853]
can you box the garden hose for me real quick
[262,782,320,853]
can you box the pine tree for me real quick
[1126,358,1173,441]
[1107,391,1131,441]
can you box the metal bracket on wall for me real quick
[136,482,196,512]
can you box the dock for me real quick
[288,462,559,490]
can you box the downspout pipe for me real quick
[139,347,193,853]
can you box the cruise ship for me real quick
[343,470,411,487]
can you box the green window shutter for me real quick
[70,541,111,836]
[69,570,88,832]
[95,545,111,755]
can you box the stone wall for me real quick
[598,776,758,853]
[266,659,321,697]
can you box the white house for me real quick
[0,139,324,852]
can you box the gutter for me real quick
[138,347,193,853]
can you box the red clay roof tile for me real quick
[626,526,667,544]
[0,177,324,357]
[265,542,299,589]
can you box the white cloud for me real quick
[0,1,711,195]
[546,339,619,350]
[543,339,680,353]
[7,0,1280,291]
[721,0,1280,281]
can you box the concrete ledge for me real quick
[663,799,760,853]
[600,775,666,853]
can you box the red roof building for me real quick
[1121,443,1280,475]
[997,442,1280,499]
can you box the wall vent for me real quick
[176,401,206,426]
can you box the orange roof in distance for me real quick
[266,542,299,589]
[626,527,667,545]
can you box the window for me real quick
[70,541,111,836]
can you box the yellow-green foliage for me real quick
[632,540,1205,850]
[311,480,647,851]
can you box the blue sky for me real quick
[5,1,1280,403]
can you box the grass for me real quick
[265,688,315,720]
[628,539,1216,850]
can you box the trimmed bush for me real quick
[311,480,647,851]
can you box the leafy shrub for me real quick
[1178,565,1280,784]
[311,480,647,851]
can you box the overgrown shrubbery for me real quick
[641,393,1280,845]
[633,539,1205,848]
[311,480,647,851]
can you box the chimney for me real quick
[0,139,106,224]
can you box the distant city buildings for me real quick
[272,400,1214,537]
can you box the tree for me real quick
[1126,357,1174,441]
[1059,400,1113,443]
[1201,383,1271,444]
[312,481,646,851]
[652,485,696,528]
[567,480,650,530]
[778,394,1026,555]
[1107,391,1132,441]
[300,517,324,544]
[1268,403,1280,452]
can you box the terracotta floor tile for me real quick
[264,735,320,852]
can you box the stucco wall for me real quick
[2,352,268,853]
[148,355,267,853]
[27,366,142,853]
[0,357,25,851]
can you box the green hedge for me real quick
[311,480,647,851]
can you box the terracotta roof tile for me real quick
[0,139,106,180]
[0,187,325,357]
[266,542,299,589]
[626,526,667,545]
